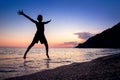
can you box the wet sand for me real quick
[6,53,120,80]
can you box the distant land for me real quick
[76,22,120,48]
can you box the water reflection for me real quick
[44,59,50,68]
[0,48,120,80]
[23,60,29,74]
[23,59,51,72]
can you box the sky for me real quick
[0,0,120,48]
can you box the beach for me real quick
[1,48,119,79]
[6,53,120,80]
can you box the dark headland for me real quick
[6,53,120,80]
[76,22,120,48]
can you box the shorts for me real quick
[33,33,47,44]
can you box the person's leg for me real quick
[44,42,50,59]
[23,42,35,59]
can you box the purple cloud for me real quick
[64,41,78,46]
[74,32,94,40]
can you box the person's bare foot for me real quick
[23,56,26,59]
[46,54,50,59]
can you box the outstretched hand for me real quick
[47,19,51,23]
[49,19,52,22]
[18,10,24,15]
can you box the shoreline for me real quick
[6,53,120,80]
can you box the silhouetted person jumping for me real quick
[18,10,51,59]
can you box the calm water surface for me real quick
[0,47,120,79]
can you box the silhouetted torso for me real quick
[34,21,46,44]
[35,21,44,33]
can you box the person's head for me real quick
[37,15,43,22]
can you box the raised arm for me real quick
[18,10,36,23]
[43,19,51,24]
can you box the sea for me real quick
[0,47,120,80]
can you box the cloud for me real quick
[74,32,94,40]
[56,32,95,47]
[55,41,78,48]
[64,41,78,46]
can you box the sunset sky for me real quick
[0,0,120,48]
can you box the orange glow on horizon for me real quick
[0,39,85,48]
[0,31,85,48]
